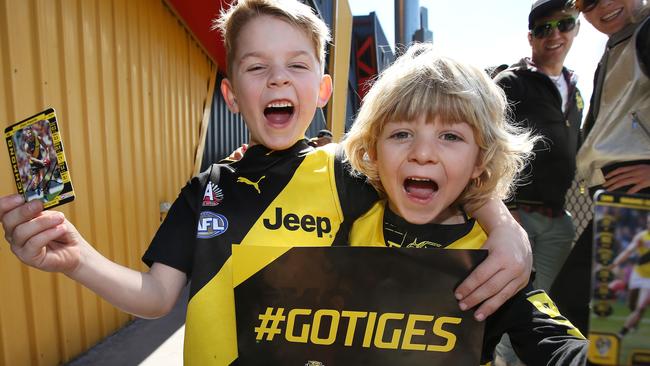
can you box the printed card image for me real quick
[232,246,486,366]
[588,191,650,366]
[4,108,74,209]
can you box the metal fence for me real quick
[566,179,594,243]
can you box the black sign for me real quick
[232,246,486,365]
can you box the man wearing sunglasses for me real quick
[492,0,583,365]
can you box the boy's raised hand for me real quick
[1,194,83,274]
[2,193,186,318]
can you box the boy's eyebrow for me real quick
[238,50,316,63]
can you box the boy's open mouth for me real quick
[404,177,438,200]
[264,101,294,125]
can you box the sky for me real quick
[348,1,609,115]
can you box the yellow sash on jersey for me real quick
[349,201,486,249]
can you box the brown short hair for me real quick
[213,0,331,77]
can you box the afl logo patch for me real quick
[197,211,228,239]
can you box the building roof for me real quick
[166,0,228,69]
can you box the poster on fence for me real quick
[232,246,486,366]
[588,191,650,366]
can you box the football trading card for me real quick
[4,108,75,209]
[588,191,650,365]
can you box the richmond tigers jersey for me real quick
[142,140,376,365]
[635,230,650,277]
[349,200,486,249]
[26,136,42,159]
[349,200,587,365]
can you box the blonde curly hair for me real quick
[343,43,537,213]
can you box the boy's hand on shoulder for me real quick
[1,194,84,274]
[455,222,532,321]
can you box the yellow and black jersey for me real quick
[349,200,486,249]
[26,135,46,170]
[636,230,650,277]
[142,140,377,365]
[26,136,42,159]
[349,200,587,365]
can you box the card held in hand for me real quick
[5,107,75,209]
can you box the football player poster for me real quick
[589,191,650,365]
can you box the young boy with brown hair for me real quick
[1,0,533,364]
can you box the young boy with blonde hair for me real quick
[2,1,533,364]
[343,43,587,365]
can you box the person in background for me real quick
[486,63,509,79]
[308,128,333,147]
[0,0,536,364]
[551,0,650,334]
[493,0,583,363]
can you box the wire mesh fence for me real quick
[566,179,593,244]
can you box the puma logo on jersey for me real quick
[237,176,265,194]
[263,207,331,238]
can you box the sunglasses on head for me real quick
[575,0,599,13]
[531,17,577,39]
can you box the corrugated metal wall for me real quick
[0,0,214,365]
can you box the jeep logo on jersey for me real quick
[202,181,223,206]
[197,211,228,239]
[263,207,331,238]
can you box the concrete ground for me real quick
[64,286,188,366]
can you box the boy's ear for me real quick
[471,163,484,180]
[471,152,485,180]
[221,78,239,113]
[317,74,333,108]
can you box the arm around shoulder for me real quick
[455,198,532,320]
